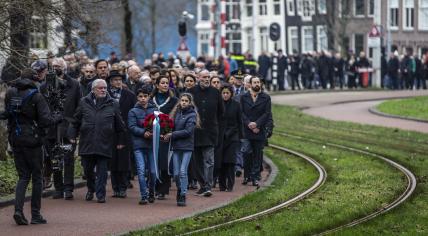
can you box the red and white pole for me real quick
[220,0,226,56]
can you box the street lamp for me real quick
[177,11,194,58]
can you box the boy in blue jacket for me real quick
[128,86,158,205]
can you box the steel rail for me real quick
[181,144,327,236]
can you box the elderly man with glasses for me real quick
[68,79,126,203]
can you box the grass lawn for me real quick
[377,96,428,121]
[130,104,426,235]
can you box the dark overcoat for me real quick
[151,91,178,171]
[240,92,271,141]
[188,85,224,147]
[110,88,136,171]
[68,93,126,158]
[215,99,243,168]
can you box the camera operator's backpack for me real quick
[7,89,38,136]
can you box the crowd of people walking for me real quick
[1,49,273,225]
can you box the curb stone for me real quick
[369,107,428,124]
[0,178,86,208]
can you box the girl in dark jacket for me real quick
[128,86,158,204]
[150,71,179,199]
[163,93,199,206]
[218,84,243,191]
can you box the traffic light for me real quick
[178,20,187,37]
[269,23,281,41]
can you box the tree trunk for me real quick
[150,0,156,54]
[63,0,73,54]
[123,0,133,55]
[1,1,32,83]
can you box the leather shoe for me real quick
[64,192,73,200]
[13,211,28,225]
[97,198,106,203]
[242,178,249,185]
[112,192,119,198]
[118,191,127,198]
[31,215,47,224]
[85,192,94,201]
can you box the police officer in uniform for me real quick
[2,68,60,225]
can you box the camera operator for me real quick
[1,68,61,225]
[40,57,82,200]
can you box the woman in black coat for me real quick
[218,84,242,191]
[150,70,178,199]
[108,71,137,198]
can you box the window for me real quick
[403,0,414,29]
[246,28,254,54]
[368,0,375,16]
[259,0,268,15]
[354,0,365,16]
[317,26,328,52]
[339,0,351,17]
[260,27,268,52]
[318,0,327,14]
[420,0,428,30]
[287,0,295,16]
[30,16,48,49]
[226,0,240,21]
[389,0,399,29]
[297,0,315,20]
[288,27,299,54]
[201,43,209,55]
[199,32,210,56]
[354,34,364,55]
[200,4,209,21]
[226,31,242,54]
[302,26,314,53]
[274,0,281,15]
[246,0,253,17]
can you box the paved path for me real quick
[0,173,266,236]
[272,90,428,133]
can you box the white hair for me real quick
[91,79,107,91]
[52,57,67,70]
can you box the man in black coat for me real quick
[387,52,400,90]
[108,70,136,198]
[276,49,288,91]
[257,51,271,82]
[68,79,126,203]
[240,76,272,186]
[288,54,300,90]
[2,69,60,225]
[40,57,82,200]
[79,64,96,96]
[188,69,224,196]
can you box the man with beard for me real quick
[240,76,272,186]
[41,57,82,200]
[188,70,224,197]
[68,79,126,203]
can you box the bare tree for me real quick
[326,0,352,56]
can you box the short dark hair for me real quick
[95,59,108,69]
[220,83,234,97]
[137,85,152,96]
[249,76,261,84]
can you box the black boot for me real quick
[176,188,181,201]
[177,195,186,207]
[148,191,155,203]
[13,211,28,225]
[31,215,47,224]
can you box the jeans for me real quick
[13,146,43,217]
[134,149,156,199]
[81,155,108,200]
[172,150,192,195]
[193,146,215,190]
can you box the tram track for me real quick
[182,131,417,235]
[275,132,417,235]
[181,144,327,236]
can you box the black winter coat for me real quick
[258,55,271,78]
[68,93,126,158]
[40,74,82,139]
[171,106,197,151]
[151,91,178,171]
[277,55,288,78]
[240,92,271,141]
[4,78,56,147]
[387,57,400,78]
[189,85,224,147]
[109,87,136,171]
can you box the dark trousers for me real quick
[13,146,43,216]
[44,140,76,193]
[290,74,300,90]
[219,163,235,191]
[277,76,285,91]
[192,146,215,190]
[111,171,128,193]
[81,155,108,199]
[244,140,264,181]
[156,170,171,195]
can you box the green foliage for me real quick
[377,96,428,121]
[0,158,18,197]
